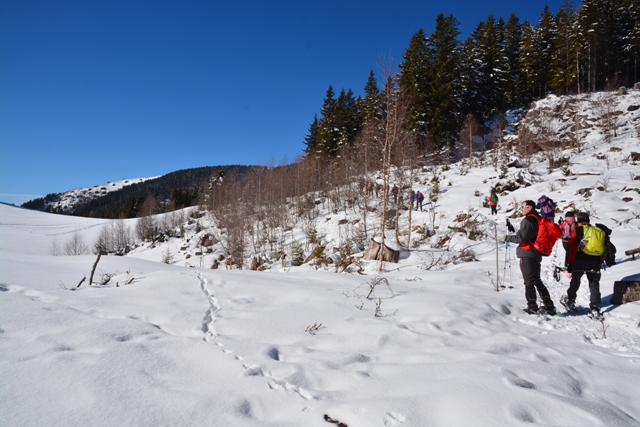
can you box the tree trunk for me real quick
[363,238,399,263]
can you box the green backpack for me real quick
[578,225,606,256]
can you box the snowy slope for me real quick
[1,91,640,427]
[45,176,158,212]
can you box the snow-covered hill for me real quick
[44,176,157,212]
[1,90,639,426]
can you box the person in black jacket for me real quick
[505,200,557,315]
[562,212,603,317]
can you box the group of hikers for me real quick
[502,194,613,320]
[390,185,426,211]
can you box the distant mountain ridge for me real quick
[22,165,257,218]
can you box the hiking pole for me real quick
[494,222,500,292]
[507,241,513,289]
[502,240,509,288]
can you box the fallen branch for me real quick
[89,251,102,286]
[324,414,348,427]
[305,322,324,334]
[365,276,395,299]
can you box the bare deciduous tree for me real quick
[136,196,157,241]
[458,114,480,162]
[64,230,89,255]
[376,74,413,271]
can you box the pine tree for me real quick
[550,3,579,94]
[362,70,381,125]
[616,0,640,85]
[315,86,340,157]
[535,6,558,97]
[465,15,506,120]
[579,0,622,90]
[426,13,462,154]
[503,13,524,107]
[519,20,539,101]
[398,29,431,149]
[622,0,640,84]
[303,115,320,155]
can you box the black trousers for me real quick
[520,257,555,310]
[562,241,570,267]
[568,270,601,308]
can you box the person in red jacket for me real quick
[505,200,557,315]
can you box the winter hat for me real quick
[565,211,575,218]
[576,212,590,223]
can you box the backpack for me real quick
[417,191,424,201]
[562,217,575,241]
[595,223,616,266]
[532,216,563,256]
[491,193,498,203]
[578,225,606,256]
[538,196,555,216]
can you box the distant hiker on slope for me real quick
[561,212,606,319]
[488,191,498,215]
[536,195,556,220]
[505,200,557,315]
[416,190,425,211]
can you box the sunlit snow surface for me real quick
[2,91,640,426]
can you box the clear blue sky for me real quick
[0,0,567,205]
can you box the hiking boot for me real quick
[560,295,576,311]
[523,307,540,315]
[544,306,557,316]
[588,306,603,320]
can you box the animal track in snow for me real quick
[197,273,317,402]
[197,273,220,342]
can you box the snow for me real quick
[1,91,640,426]
[44,177,158,212]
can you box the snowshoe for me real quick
[560,295,576,313]
[523,307,564,318]
[587,307,604,321]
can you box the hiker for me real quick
[536,195,556,220]
[505,200,557,315]
[488,191,498,215]
[410,190,416,210]
[366,181,374,196]
[392,185,399,204]
[561,211,576,269]
[562,212,604,318]
[416,191,425,211]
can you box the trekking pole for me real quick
[494,223,500,292]
[502,240,509,288]
[507,241,513,288]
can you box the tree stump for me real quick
[249,256,267,271]
[611,281,640,305]
[363,239,399,263]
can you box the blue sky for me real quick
[1,0,567,205]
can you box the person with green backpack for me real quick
[562,212,606,319]
[488,191,498,215]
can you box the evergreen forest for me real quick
[304,0,639,157]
